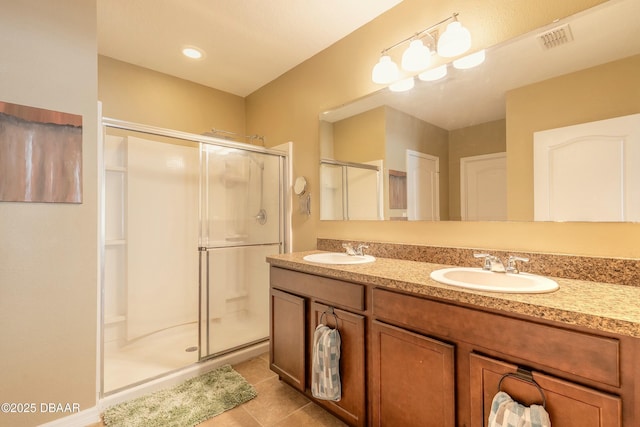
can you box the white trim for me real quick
[96,102,104,410]
[38,407,101,427]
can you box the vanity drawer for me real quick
[270,267,365,311]
[372,288,620,387]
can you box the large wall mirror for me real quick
[319,0,640,222]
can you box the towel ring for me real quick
[320,307,339,330]
[498,369,547,409]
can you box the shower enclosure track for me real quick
[102,118,284,157]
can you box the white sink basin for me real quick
[430,267,558,294]
[303,252,376,265]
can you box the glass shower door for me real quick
[199,145,284,359]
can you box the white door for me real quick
[460,152,507,221]
[406,150,439,220]
[534,113,640,221]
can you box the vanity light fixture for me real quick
[371,13,472,85]
[371,55,400,84]
[437,17,472,57]
[401,39,432,72]
[389,77,415,92]
[418,64,448,81]
[453,49,486,69]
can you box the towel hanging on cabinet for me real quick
[311,308,341,401]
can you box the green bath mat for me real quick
[103,365,257,427]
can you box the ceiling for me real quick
[97,0,402,97]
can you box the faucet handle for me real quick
[342,242,356,255]
[506,256,529,274]
[474,253,493,270]
[355,244,369,255]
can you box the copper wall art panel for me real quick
[0,101,82,203]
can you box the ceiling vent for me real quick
[536,23,574,50]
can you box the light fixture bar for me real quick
[379,13,459,55]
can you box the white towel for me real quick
[311,324,341,401]
[488,391,551,427]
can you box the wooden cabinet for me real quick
[311,302,366,426]
[269,265,638,426]
[270,288,306,391]
[370,320,455,427]
[371,287,629,426]
[269,267,367,426]
[470,353,621,427]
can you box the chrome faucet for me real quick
[474,253,529,273]
[506,255,529,274]
[474,253,506,272]
[342,242,369,256]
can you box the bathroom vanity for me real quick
[267,251,640,427]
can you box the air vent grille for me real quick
[537,23,574,50]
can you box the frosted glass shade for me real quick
[372,55,399,84]
[401,39,431,72]
[418,64,447,81]
[453,49,486,69]
[389,77,415,92]
[437,21,471,57]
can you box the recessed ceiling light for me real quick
[182,47,204,59]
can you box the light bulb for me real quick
[401,39,431,72]
[453,49,486,69]
[389,77,415,92]
[372,55,400,84]
[437,20,471,57]
[418,64,447,81]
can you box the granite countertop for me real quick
[267,250,640,339]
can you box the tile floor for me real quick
[91,352,347,427]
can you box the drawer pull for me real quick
[498,368,546,408]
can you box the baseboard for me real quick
[38,406,101,427]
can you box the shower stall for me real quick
[100,119,288,394]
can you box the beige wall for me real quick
[449,119,506,221]
[0,1,98,426]
[386,107,449,220]
[507,54,640,221]
[333,107,386,162]
[246,0,640,258]
[98,56,246,135]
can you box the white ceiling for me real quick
[97,0,402,97]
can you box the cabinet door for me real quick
[470,353,621,427]
[311,302,366,427]
[371,321,455,427]
[270,288,306,391]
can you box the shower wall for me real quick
[127,137,199,340]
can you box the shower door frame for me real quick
[198,141,288,361]
[98,117,290,396]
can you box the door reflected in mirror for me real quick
[319,0,640,222]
